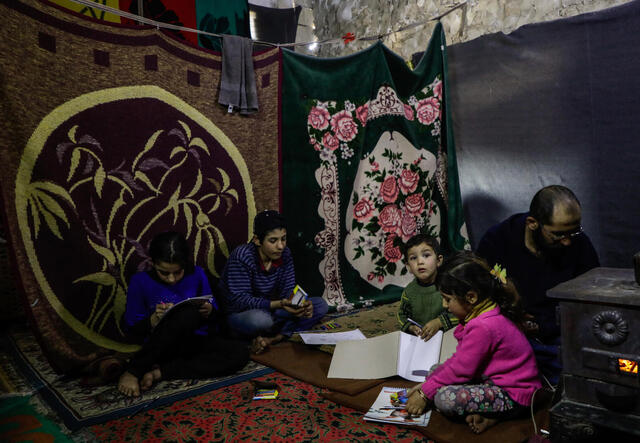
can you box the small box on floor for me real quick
[253,389,279,400]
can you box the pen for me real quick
[407,318,423,329]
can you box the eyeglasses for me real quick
[541,225,584,241]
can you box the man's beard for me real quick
[532,227,567,263]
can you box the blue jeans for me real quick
[529,336,561,386]
[227,297,328,338]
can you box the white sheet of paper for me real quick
[299,329,366,345]
[397,330,443,381]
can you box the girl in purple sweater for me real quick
[117,232,249,397]
[406,252,542,434]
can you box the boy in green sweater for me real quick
[397,234,458,340]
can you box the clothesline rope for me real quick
[64,0,467,49]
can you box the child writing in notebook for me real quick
[405,252,542,434]
[397,234,458,341]
[117,231,249,397]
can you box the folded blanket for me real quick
[219,34,258,115]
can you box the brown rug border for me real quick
[251,340,381,396]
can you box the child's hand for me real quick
[302,299,313,318]
[409,325,422,336]
[155,302,173,317]
[198,301,213,318]
[280,298,306,317]
[407,383,422,396]
[406,384,429,416]
[151,302,173,327]
[419,318,442,341]
[523,313,539,337]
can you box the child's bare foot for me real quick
[118,371,140,397]
[140,367,162,391]
[268,334,285,347]
[465,414,498,434]
[251,336,269,354]
[250,334,285,354]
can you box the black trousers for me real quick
[127,304,249,380]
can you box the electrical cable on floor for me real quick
[530,378,557,438]
[530,386,542,435]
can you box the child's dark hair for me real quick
[253,210,286,242]
[403,233,440,261]
[148,231,194,274]
[436,252,526,328]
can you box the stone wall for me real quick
[291,0,631,59]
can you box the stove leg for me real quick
[550,414,595,442]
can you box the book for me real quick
[157,295,214,323]
[327,330,443,382]
[289,284,308,306]
[363,387,431,426]
[253,389,279,400]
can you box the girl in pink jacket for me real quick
[406,252,542,434]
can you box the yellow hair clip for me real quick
[490,263,507,285]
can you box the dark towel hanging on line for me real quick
[219,34,258,115]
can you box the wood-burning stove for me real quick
[548,267,640,442]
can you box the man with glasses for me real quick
[476,185,599,385]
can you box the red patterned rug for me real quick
[4,328,271,431]
[89,372,430,442]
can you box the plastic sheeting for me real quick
[439,0,640,267]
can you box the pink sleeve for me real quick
[422,321,494,399]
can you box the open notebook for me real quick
[328,329,456,382]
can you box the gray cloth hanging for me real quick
[218,34,258,115]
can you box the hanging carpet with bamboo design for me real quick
[0,0,280,372]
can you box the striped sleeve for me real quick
[397,290,413,332]
[221,246,271,312]
[438,311,459,331]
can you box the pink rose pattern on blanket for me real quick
[345,131,440,289]
[306,78,445,299]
